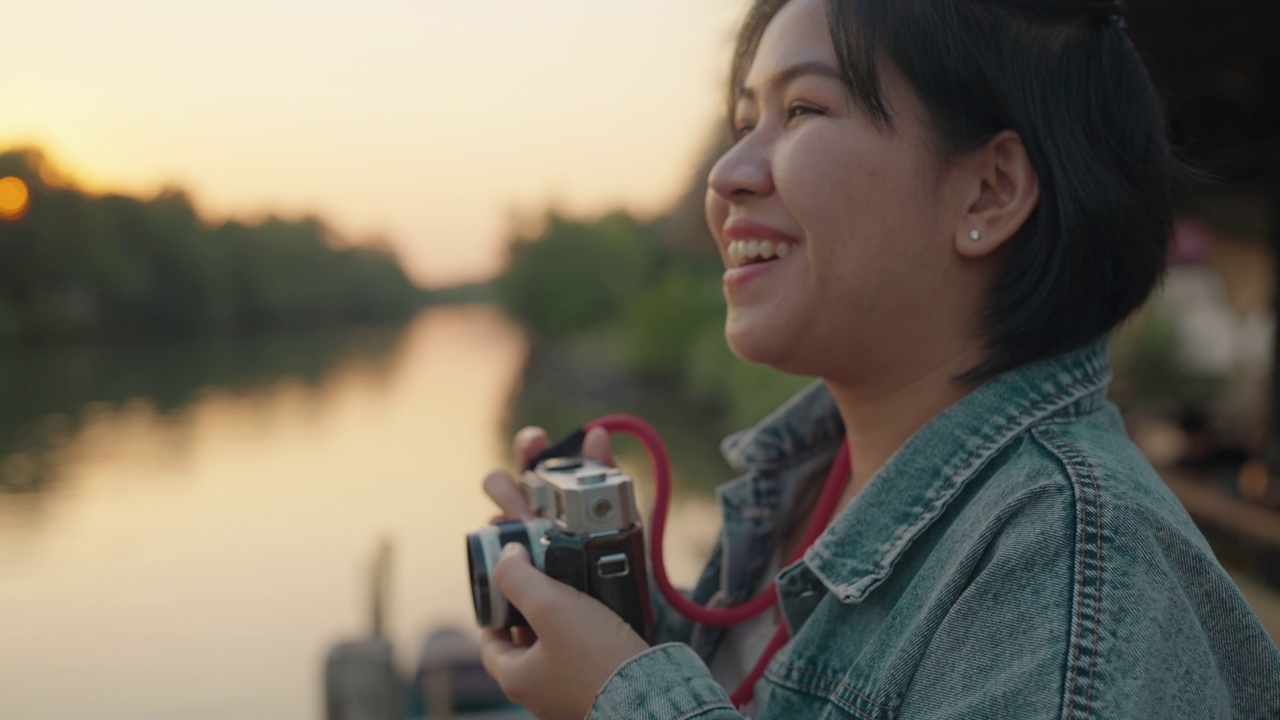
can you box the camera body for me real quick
[467,458,653,641]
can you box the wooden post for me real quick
[323,538,403,720]
[324,637,401,720]
[371,538,392,637]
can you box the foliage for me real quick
[495,205,811,435]
[0,148,423,345]
[495,211,661,339]
[684,325,811,429]
[619,261,722,375]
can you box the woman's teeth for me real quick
[727,239,794,266]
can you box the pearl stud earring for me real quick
[969,229,981,241]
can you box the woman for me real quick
[479,0,1280,717]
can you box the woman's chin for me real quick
[725,316,798,370]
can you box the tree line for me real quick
[0,148,423,345]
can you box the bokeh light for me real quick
[0,176,30,221]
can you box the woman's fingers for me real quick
[483,427,549,520]
[483,470,533,520]
[484,543,650,720]
[512,626,538,647]
[516,424,612,467]
[513,426,549,468]
[489,425,612,521]
[583,426,614,466]
[489,544,579,636]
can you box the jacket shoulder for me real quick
[980,406,1280,718]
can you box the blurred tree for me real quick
[0,148,424,345]
[494,132,812,436]
[496,211,661,338]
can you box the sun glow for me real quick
[0,176,31,221]
[0,0,745,283]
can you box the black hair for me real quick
[729,0,1180,380]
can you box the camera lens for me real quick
[465,533,493,626]
[465,518,551,629]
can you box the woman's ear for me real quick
[954,130,1040,258]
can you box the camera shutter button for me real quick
[577,472,607,485]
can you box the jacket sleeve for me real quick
[589,643,745,720]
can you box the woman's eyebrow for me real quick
[737,60,843,102]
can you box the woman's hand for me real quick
[482,425,615,520]
[480,425,645,720]
[482,426,547,521]
[481,542,650,720]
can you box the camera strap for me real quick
[524,427,588,472]
[583,414,852,709]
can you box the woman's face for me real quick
[705,0,977,381]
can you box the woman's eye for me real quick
[730,104,821,139]
[786,103,824,121]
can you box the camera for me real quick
[466,457,653,641]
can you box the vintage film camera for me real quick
[465,457,653,641]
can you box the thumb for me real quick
[583,426,615,466]
[492,544,574,631]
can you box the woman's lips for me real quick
[722,219,798,245]
[722,252,792,288]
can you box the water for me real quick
[0,306,720,720]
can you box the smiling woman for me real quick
[475,1,1280,718]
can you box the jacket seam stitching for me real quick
[763,669,882,720]
[673,700,737,720]
[1034,403,1108,427]
[859,368,1107,589]
[736,434,846,477]
[778,661,900,710]
[1035,426,1104,720]
[947,369,1107,485]
[729,392,845,471]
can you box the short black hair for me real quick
[729,0,1180,380]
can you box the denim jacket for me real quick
[589,339,1280,719]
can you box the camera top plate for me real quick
[523,458,640,536]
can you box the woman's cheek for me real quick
[704,188,728,241]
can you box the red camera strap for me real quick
[586,414,851,709]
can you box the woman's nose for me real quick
[707,135,774,202]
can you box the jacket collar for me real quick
[719,340,1113,603]
[711,381,846,599]
[721,379,846,475]
[803,337,1113,602]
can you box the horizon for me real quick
[0,0,746,286]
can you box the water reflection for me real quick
[0,306,726,720]
[0,307,531,720]
[0,327,408,500]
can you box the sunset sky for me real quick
[1,0,745,285]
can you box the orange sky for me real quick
[0,0,744,285]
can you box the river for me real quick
[0,305,720,720]
[2,306,1276,720]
